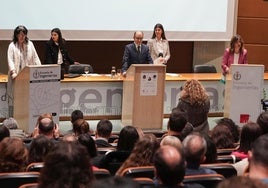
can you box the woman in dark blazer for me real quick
[44,28,79,77]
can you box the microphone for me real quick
[158,53,163,57]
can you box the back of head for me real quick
[160,135,182,151]
[257,111,268,135]
[72,118,90,136]
[168,108,187,132]
[91,176,139,188]
[217,117,240,143]
[239,122,262,153]
[3,117,19,129]
[211,124,235,149]
[0,125,10,142]
[117,126,139,151]
[250,134,268,167]
[39,141,94,188]
[78,133,97,158]
[71,110,84,123]
[154,145,185,186]
[38,118,55,135]
[96,119,113,138]
[202,133,217,164]
[0,137,28,172]
[182,133,207,168]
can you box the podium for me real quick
[121,64,166,129]
[224,64,264,126]
[13,65,61,133]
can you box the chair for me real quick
[68,64,93,74]
[97,147,116,155]
[183,174,224,188]
[193,64,217,73]
[133,177,155,188]
[217,148,236,155]
[26,162,44,172]
[93,168,111,179]
[121,166,155,179]
[19,183,38,188]
[216,155,241,164]
[0,172,40,188]
[200,163,237,178]
[102,150,131,175]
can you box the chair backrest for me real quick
[97,147,116,155]
[68,64,93,74]
[26,162,44,172]
[217,148,236,155]
[133,177,155,188]
[93,168,111,179]
[0,172,40,188]
[183,174,224,188]
[216,155,241,164]
[19,183,38,188]
[193,64,217,73]
[200,163,237,178]
[122,166,155,179]
[103,150,131,175]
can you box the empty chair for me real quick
[200,163,237,178]
[183,174,224,188]
[26,162,44,172]
[68,64,93,74]
[0,172,40,188]
[93,168,111,179]
[194,64,217,73]
[121,166,155,179]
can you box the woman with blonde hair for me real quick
[177,79,210,133]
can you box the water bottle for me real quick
[111,66,116,79]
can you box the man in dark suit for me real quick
[122,31,153,75]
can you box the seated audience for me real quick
[182,133,217,175]
[65,109,84,135]
[0,137,28,172]
[91,176,139,188]
[217,174,267,188]
[0,125,10,142]
[248,134,268,184]
[117,125,139,152]
[35,118,59,141]
[2,117,27,138]
[231,122,262,159]
[72,118,90,136]
[28,134,54,164]
[95,119,113,147]
[38,141,95,188]
[211,124,236,149]
[216,117,240,143]
[257,111,268,135]
[160,135,182,151]
[116,134,160,176]
[202,133,217,164]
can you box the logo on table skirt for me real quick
[233,71,241,80]
[33,70,40,79]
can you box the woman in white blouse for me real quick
[7,25,41,116]
[147,23,171,65]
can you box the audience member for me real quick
[65,109,84,135]
[211,124,236,149]
[91,176,139,188]
[163,107,192,141]
[257,111,268,135]
[7,25,41,117]
[38,141,94,188]
[2,117,27,138]
[44,28,79,77]
[221,34,247,75]
[121,31,153,75]
[177,79,210,133]
[116,134,160,176]
[28,135,54,164]
[202,133,217,164]
[0,125,10,142]
[153,145,185,187]
[232,122,262,159]
[216,117,240,143]
[0,137,28,172]
[72,118,90,136]
[160,135,182,151]
[95,119,113,147]
[182,133,217,175]
[117,125,139,152]
[147,23,170,64]
[217,176,266,188]
[248,134,268,184]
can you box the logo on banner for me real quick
[233,71,241,80]
[33,70,40,79]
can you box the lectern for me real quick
[121,64,166,129]
[13,65,61,132]
[224,64,264,126]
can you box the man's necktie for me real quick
[137,46,141,54]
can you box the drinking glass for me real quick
[84,66,90,78]
[117,69,122,79]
